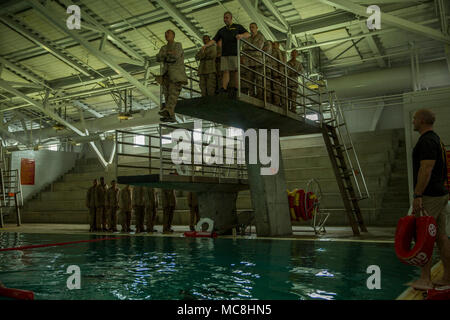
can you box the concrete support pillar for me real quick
[197,191,238,234]
[246,143,292,237]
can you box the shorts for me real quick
[422,194,449,236]
[221,56,238,71]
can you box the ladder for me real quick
[0,143,23,227]
[321,91,369,235]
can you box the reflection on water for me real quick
[0,232,423,300]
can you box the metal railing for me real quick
[237,38,324,124]
[115,125,248,181]
[322,91,370,200]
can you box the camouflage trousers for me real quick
[134,205,145,233]
[189,206,200,231]
[163,206,175,232]
[271,77,286,107]
[288,86,299,112]
[162,76,183,117]
[95,206,107,230]
[145,205,157,231]
[199,73,216,97]
[107,206,118,231]
[241,65,263,99]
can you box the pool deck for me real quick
[0,223,396,243]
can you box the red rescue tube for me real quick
[426,286,450,300]
[184,231,217,238]
[0,287,34,300]
[395,215,437,267]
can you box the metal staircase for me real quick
[0,143,23,227]
[321,90,369,235]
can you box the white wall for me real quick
[11,150,79,202]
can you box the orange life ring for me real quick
[395,215,437,267]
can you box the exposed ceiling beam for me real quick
[71,100,104,118]
[153,0,204,45]
[318,0,450,44]
[27,0,160,106]
[62,0,146,63]
[0,79,85,136]
[359,21,386,68]
[0,56,52,91]
[237,0,279,44]
[260,0,289,30]
[0,15,94,77]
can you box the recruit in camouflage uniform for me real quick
[119,185,132,232]
[271,42,286,107]
[263,40,273,103]
[144,187,158,232]
[161,188,177,233]
[156,30,188,121]
[241,23,265,99]
[287,50,304,113]
[196,35,217,97]
[187,192,200,231]
[132,185,146,233]
[95,177,108,231]
[215,41,223,94]
[86,179,97,232]
[105,180,120,232]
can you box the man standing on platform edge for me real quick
[156,29,188,122]
[410,109,450,290]
[202,12,250,98]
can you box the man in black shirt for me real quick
[410,109,450,290]
[202,12,250,96]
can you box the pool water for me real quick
[0,232,427,300]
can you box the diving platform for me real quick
[117,174,249,193]
[175,95,322,137]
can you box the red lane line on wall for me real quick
[0,237,122,252]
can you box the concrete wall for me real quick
[11,150,79,202]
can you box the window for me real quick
[133,135,145,146]
[49,144,58,151]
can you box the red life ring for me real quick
[395,215,437,267]
[184,231,217,238]
[0,287,34,300]
[426,286,450,300]
[294,189,307,220]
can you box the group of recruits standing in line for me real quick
[85,177,200,234]
[156,11,304,122]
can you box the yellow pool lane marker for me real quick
[396,261,443,300]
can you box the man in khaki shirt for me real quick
[156,29,188,122]
[263,40,273,104]
[241,23,265,99]
[271,42,286,107]
[287,50,304,112]
[86,179,97,232]
[196,35,217,97]
[95,177,108,231]
[105,180,120,232]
